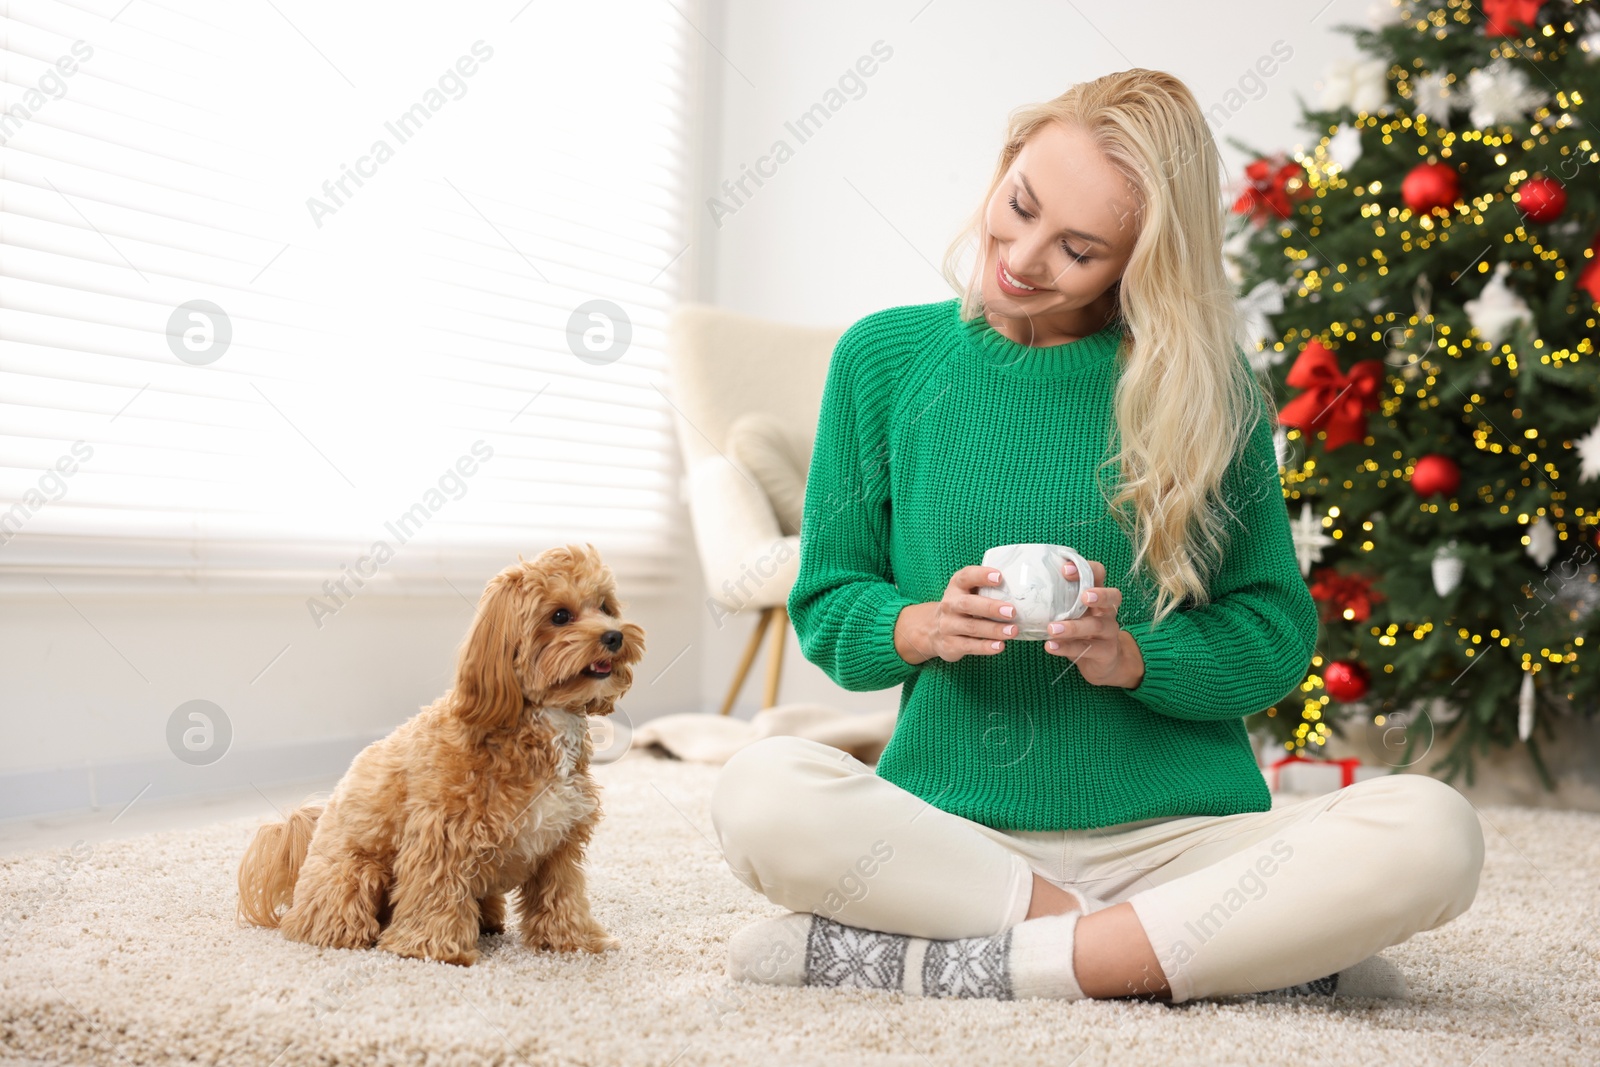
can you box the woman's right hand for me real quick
[893,565,1017,665]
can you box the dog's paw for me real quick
[585,928,621,953]
[280,908,380,951]
[408,944,480,967]
[377,928,480,966]
[523,922,619,954]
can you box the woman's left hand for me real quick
[1043,557,1145,688]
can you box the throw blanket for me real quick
[630,703,897,765]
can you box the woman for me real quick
[709,69,1484,1004]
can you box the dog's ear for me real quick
[452,573,526,731]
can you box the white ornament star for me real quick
[1237,279,1285,368]
[1464,262,1534,348]
[1320,58,1393,114]
[1467,58,1548,128]
[1576,420,1600,482]
[1326,124,1363,170]
[1290,501,1335,577]
[1411,69,1453,128]
[1526,516,1557,568]
[1222,224,1254,287]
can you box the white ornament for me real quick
[1237,279,1285,369]
[1320,58,1393,115]
[1432,540,1464,596]
[1290,501,1335,577]
[1326,124,1364,170]
[1575,418,1600,482]
[1467,58,1549,129]
[1526,516,1557,568]
[1274,426,1289,471]
[1411,69,1454,128]
[1517,669,1535,742]
[1464,262,1534,348]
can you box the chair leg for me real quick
[762,604,787,709]
[719,606,772,716]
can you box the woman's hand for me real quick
[893,565,1020,665]
[1043,557,1145,688]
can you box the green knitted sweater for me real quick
[787,297,1320,831]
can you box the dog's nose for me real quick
[600,629,623,652]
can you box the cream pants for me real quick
[709,735,1485,1004]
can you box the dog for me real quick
[236,542,646,965]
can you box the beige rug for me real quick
[1,752,1593,1066]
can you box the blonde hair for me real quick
[941,68,1271,627]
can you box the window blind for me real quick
[0,0,695,593]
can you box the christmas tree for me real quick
[1226,0,1600,790]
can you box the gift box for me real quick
[1264,754,1390,795]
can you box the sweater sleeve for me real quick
[786,317,922,693]
[1118,385,1321,722]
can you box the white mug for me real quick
[976,543,1093,641]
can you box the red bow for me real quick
[1482,0,1544,36]
[1232,158,1310,223]
[1309,567,1384,623]
[1277,340,1385,451]
[1579,231,1600,305]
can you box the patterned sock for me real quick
[727,910,1086,999]
[1259,954,1409,999]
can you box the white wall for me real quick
[708,0,1366,326]
[0,0,1364,817]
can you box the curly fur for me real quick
[236,542,646,966]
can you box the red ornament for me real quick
[1578,232,1600,305]
[1323,660,1371,701]
[1277,340,1386,451]
[1410,453,1462,498]
[1402,161,1461,214]
[1309,567,1386,624]
[1482,0,1544,36]
[1232,156,1312,224]
[1513,175,1566,223]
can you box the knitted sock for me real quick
[728,910,1086,999]
[1258,954,1409,999]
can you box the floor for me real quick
[1,756,1592,1066]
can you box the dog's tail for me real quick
[236,802,323,928]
